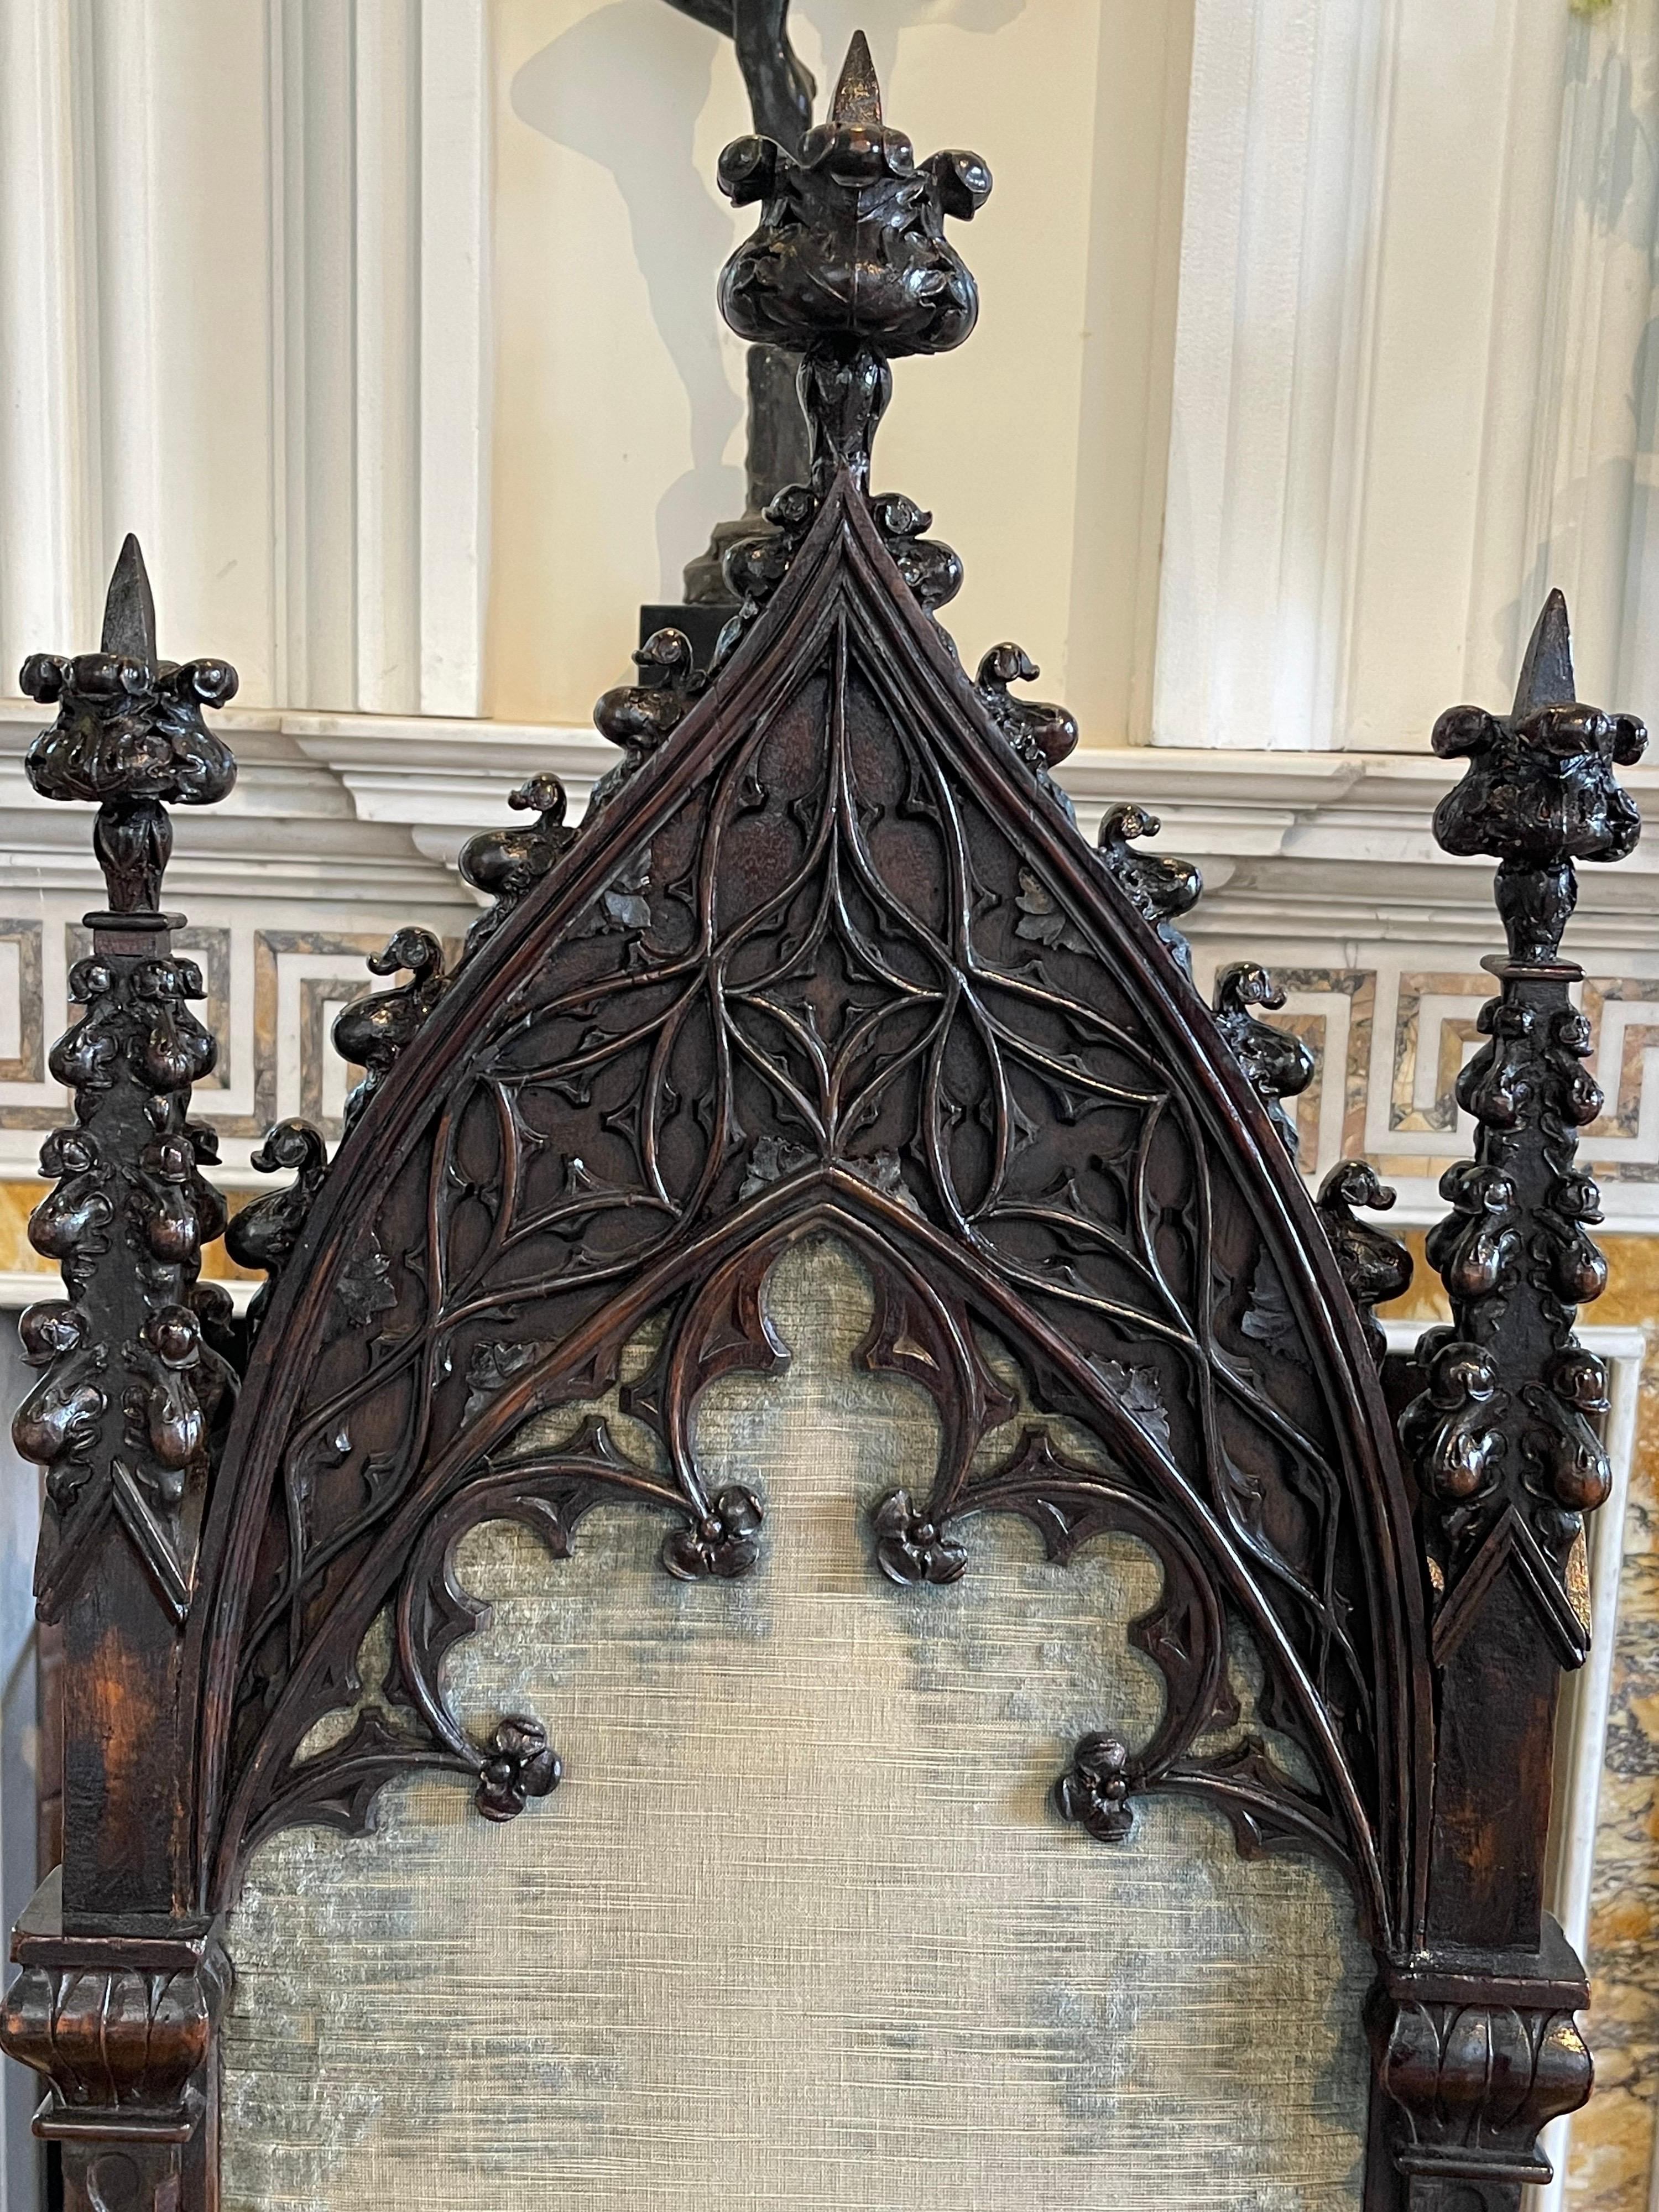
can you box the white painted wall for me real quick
[1157,0,1659,749]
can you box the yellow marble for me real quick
[0,1177,258,1283]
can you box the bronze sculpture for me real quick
[654,0,816,620]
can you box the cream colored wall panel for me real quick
[0,0,95,658]
[486,0,1189,743]
[1344,0,1567,750]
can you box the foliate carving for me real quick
[0,1873,229,2148]
[1053,1731,1134,1843]
[13,1303,106,1510]
[1316,1161,1413,1360]
[1409,591,1640,1671]
[1095,805,1201,975]
[1370,1942,1593,2198]
[718,32,988,369]
[332,928,450,1133]
[224,1120,331,1333]
[12,542,238,1629]
[869,493,963,619]
[1432,590,1644,967]
[973,644,1079,793]
[1401,1332,1506,1517]
[871,1489,968,1587]
[207,488,1415,1942]
[21,535,237,916]
[474,1715,562,1823]
[1426,1162,1521,1303]
[1212,963,1314,1156]
[661,1484,765,1581]
[458,773,576,957]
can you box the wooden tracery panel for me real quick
[0,36,1642,2212]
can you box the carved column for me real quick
[1376,593,1645,2209]
[1,538,238,2212]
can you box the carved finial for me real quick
[21,537,238,915]
[832,29,881,124]
[1432,589,1644,968]
[12,545,239,1633]
[717,34,990,487]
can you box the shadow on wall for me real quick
[510,0,1026,602]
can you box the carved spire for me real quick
[1395,592,1642,2105]
[717,29,991,488]
[1410,596,1642,1683]
[12,544,239,1639]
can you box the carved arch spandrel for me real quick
[191,473,1430,1951]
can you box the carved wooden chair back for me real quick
[0,37,1644,2212]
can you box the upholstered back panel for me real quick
[221,1239,1368,2210]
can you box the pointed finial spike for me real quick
[101,534,157,667]
[832,31,882,127]
[1511,588,1576,717]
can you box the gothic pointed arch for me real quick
[189,43,1431,1954]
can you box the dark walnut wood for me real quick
[0,39,1634,2212]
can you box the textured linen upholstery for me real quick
[222,1238,1369,2210]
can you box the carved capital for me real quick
[1370,1935,1592,2203]
[0,1872,228,2147]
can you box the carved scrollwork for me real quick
[1212,963,1315,1156]
[1315,1161,1413,1359]
[332,928,450,1134]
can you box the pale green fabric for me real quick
[222,1239,1369,2209]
